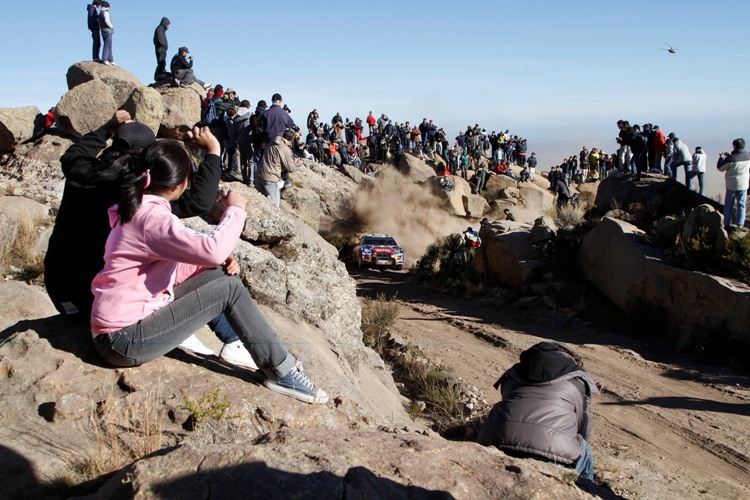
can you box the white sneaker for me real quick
[219,340,259,370]
[179,334,214,355]
[203,82,213,90]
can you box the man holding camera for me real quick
[717,138,750,231]
[170,47,211,89]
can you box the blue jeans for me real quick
[101,31,113,62]
[574,440,594,481]
[724,189,748,228]
[207,314,239,344]
[689,171,705,195]
[670,161,690,184]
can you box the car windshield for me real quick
[363,237,397,246]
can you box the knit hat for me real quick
[113,122,156,153]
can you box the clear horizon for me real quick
[2,1,748,198]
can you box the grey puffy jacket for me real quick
[478,344,599,465]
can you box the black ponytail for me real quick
[117,141,194,224]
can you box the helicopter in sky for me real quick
[662,43,677,54]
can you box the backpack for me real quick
[203,99,218,126]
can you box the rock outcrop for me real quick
[578,217,750,349]
[66,61,145,108]
[157,83,205,138]
[56,78,117,138]
[92,429,593,500]
[397,153,437,183]
[0,106,41,153]
[475,221,551,289]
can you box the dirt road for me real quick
[354,268,750,499]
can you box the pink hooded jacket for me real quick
[90,195,246,334]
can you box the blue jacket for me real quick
[87,4,99,31]
[258,104,295,144]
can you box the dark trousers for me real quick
[91,30,101,61]
[154,47,167,79]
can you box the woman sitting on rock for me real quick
[478,342,598,482]
[89,132,328,404]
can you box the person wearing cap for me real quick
[668,133,692,184]
[153,17,171,81]
[87,1,102,63]
[224,88,240,108]
[717,138,750,230]
[257,93,295,148]
[652,125,667,173]
[170,47,211,89]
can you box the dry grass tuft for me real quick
[75,385,164,481]
[361,293,400,355]
[555,202,587,227]
[0,212,47,277]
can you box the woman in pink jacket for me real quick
[90,129,327,404]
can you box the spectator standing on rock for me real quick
[479,342,599,483]
[366,111,376,135]
[234,100,254,186]
[98,1,115,66]
[527,152,537,181]
[153,17,170,81]
[257,129,301,208]
[668,133,692,184]
[690,146,707,195]
[87,1,102,62]
[652,125,667,173]
[717,138,750,230]
[258,93,295,149]
[170,47,211,89]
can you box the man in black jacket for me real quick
[170,47,210,89]
[153,17,170,81]
[87,1,102,62]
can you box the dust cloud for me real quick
[352,169,469,267]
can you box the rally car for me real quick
[352,234,405,270]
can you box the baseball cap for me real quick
[272,93,282,102]
[179,46,189,53]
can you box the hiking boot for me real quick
[264,361,329,404]
[178,334,214,355]
[219,340,258,370]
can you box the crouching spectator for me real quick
[478,342,599,483]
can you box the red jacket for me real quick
[366,115,376,126]
[654,129,667,153]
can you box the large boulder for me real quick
[56,79,117,138]
[66,61,144,108]
[463,193,489,218]
[477,223,550,289]
[13,133,74,167]
[681,203,728,255]
[530,216,558,243]
[92,429,592,499]
[576,181,599,205]
[517,182,554,212]
[427,175,473,216]
[483,174,517,201]
[157,84,205,139]
[281,186,322,232]
[396,153,437,183]
[578,217,750,349]
[122,87,164,135]
[594,172,721,222]
[0,106,41,153]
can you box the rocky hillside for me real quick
[0,61,600,498]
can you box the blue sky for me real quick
[2,1,749,195]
